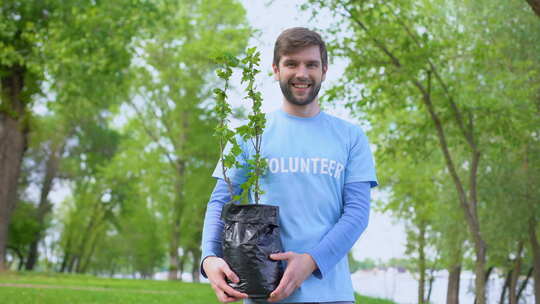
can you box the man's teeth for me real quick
[293,84,310,88]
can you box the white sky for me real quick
[239,0,407,261]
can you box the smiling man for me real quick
[201,27,378,304]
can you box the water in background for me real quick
[352,269,534,304]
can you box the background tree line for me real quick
[1,1,539,304]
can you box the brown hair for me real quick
[273,27,328,68]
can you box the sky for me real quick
[238,0,408,261]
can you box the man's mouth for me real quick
[291,83,312,89]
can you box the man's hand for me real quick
[267,252,318,302]
[202,256,248,303]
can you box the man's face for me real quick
[273,45,327,106]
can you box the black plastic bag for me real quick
[221,203,284,299]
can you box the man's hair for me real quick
[273,27,328,68]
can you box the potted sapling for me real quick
[213,48,283,299]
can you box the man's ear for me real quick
[322,65,328,82]
[272,63,280,81]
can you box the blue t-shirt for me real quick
[211,109,378,302]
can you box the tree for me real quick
[0,0,154,270]
[17,114,72,270]
[526,0,540,17]
[125,0,250,280]
[56,119,123,273]
[6,200,41,270]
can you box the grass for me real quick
[355,293,396,304]
[0,271,395,304]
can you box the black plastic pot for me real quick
[221,203,284,299]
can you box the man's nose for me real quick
[295,64,309,79]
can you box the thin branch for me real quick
[414,75,472,224]
[385,3,476,148]
[125,98,177,170]
[137,89,180,153]
[341,6,402,68]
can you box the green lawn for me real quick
[0,271,395,304]
[355,293,396,304]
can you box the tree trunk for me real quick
[517,267,533,302]
[79,229,100,273]
[447,265,461,304]
[167,170,184,281]
[529,217,540,304]
[179,249,190,282]
[25,138,66,270]
[167,220,180,280]
[8,246,24,271]
[500,270,511,304]
[475,266,493,304]
[168,110,188,280]
[59,233,74,273]
[74,205,101,273]
[418,69,487,304]
[426,269,435,303]
[526,0,540,18]
[0,66,29,271]
[418,221,427,304]
[191,248,201,283]
[509,242,524,304]
[67,254,77,273]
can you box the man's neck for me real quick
[282,99,321,118]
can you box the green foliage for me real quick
[7,202,42,261]
[212,47,268,204]
[213,54,243,195]
[46,0,252,277]
[303,1,540,301]
[348,253,377,272]
[1,0,160,272]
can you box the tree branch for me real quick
[341,6,402,68]
[137,89,181,153]
[126,99,178,170]
[385,3,476,149]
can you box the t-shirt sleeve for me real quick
[344,127,378,187]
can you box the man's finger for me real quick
[217,281,248,299]
[269,251,291,260]
[217,289,241,303]
[268,273,289,301]
[223,267,240,283]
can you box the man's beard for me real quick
[279,78,322,106]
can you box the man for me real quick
[201,27,378,304]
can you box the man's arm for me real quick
[200,179,248,302]
[200,178,229,274]
[306,181,371,278]
[267,181,371,302]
